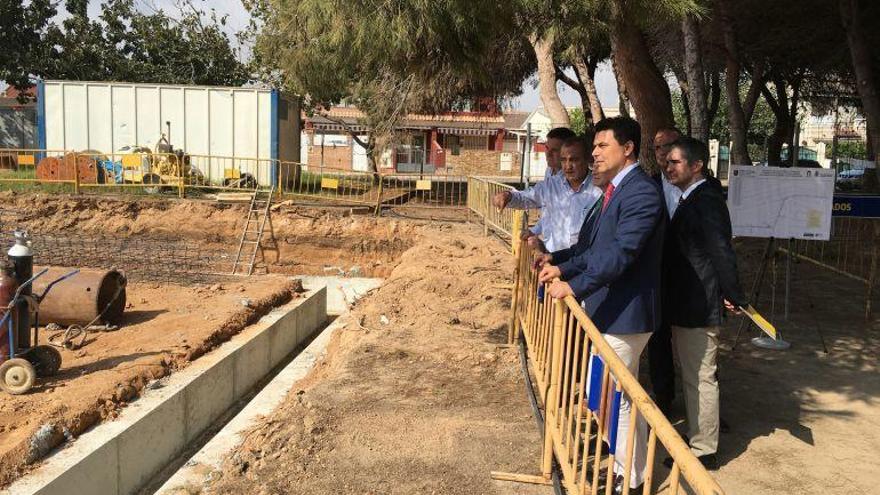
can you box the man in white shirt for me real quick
[654,127,683,218]
[496,127,577,251]
[493,136,602,253]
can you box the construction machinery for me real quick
[96,122,202,193]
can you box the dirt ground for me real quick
[0,192,439,489]
[204,232,879,495]
[206,223,551,495]
[704,242,880,494]
[0,276,297,488]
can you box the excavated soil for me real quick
[205,224,551,495]
[0,276,297,488]
[0,191,418,278]
[0,192,432,489]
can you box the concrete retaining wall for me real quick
[4,287,327,495]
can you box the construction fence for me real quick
[0,148,476,212]
[776,216,880,319]
[466,176,529,242]
[501,237,725,494]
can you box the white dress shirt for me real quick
[610,162,641,188]
[508,173,603,252]
[662,174,683,218]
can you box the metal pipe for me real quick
[31,267,127,326]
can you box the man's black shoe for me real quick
[611,474,641,495]
[663,453,718,471]
[698,453,719,470]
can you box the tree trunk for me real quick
[610,4,675,171]
[762,81,797,165]
[707,72,721,132]
[840,0,880,192]
[719,0,753,165]
[674,69,692,135]
[611,53,631,118]
[531,32,570,127]
[573,56,605,124]
[682,13,709,142]
[743,69,765,125]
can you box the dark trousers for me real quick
[647,321,675,411]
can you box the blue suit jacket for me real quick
[551,166,665,334]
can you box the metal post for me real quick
[73,155,80,195]
[522,123,532,189]
[832,96,840,173]
[785,238,792,320]
[541,298,565,479]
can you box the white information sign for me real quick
[728,165,836,240]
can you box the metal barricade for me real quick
[185,154,276,191]
[502,238,726,495]
[0,149,76,192]
[282,164,380,207]
[779,216,880,318]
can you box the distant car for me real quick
[837,169,865,190]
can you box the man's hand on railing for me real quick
[492,190,512,210]
[547,280,574,299]
[532,253,552,271]
[526,234,547,253]
[538,263,561,283]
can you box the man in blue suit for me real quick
[537,116,664,492]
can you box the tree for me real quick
[0,0,56,94]
[249,0,530,175]
[840,0,880,190]
[553,3,611,129]
[2,0,248,91]
[608,0,701,171]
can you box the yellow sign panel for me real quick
[416,180,432,191]
[17,155,35,166]
[122,170,143,182]
[321,177,339,190]
[742,305,777,339]
[224,168,241,179]
[121,154,143,168]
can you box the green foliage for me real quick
[672,82,775,145]
[251,0,532,155]
[569,108,587,135]
[0,0,56,90]
[2,0,248,90]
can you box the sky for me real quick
[46,0,622,112]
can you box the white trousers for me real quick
[590,332,652,487]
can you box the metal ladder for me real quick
[231,187,274,276]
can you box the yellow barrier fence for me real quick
[500,238,726,495]
[777,216,880,319]
[467,176,526,240]
[0,148,77,190]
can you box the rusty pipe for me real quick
[31,267,127,326]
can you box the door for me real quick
[395,134,433,173]
[352,135,369,172]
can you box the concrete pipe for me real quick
[31,267,127,326]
